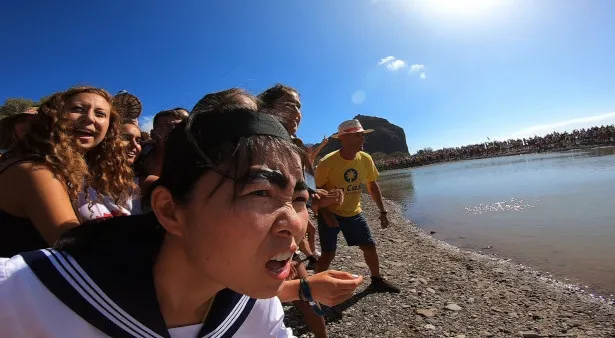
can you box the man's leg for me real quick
[315,214,340,273]
[359,244,380,277]
[307,220,317,255]
[341,213,400,293]
[315,250,336,273]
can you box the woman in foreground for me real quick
[0,93,352,337]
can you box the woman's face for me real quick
[273,91,301,136]
[121,123,142,165]
[66,93,111,153]
[14,116,34,141]
[174,151,309,298]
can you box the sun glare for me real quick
[426,0,501,16]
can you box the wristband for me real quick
[299,278,326,317]
[298,285,307,302]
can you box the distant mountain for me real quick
[312,115,409,158]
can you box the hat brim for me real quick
[113,92,142,121]
[331,129,374,139]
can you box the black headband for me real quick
[187,109,291,148]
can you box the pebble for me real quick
[445,303,463,311]
[416,309,435,317]
[418,278,428,285]
[531,312,544,320]
[353,262,368,268]
[518,331,538,338]
[426,287,436,294]
[424,324,436,330]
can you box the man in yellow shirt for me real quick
[315,119,400,293]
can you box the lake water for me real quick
[379,148,615,296]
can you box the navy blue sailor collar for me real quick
[21,248,256,338]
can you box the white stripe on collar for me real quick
[204,295,250,338]
[43,249,163,338]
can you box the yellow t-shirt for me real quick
[315,150,379,217]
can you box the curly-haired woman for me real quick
[0,86,136,257]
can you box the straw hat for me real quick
[331,119,374,139]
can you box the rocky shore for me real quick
[284,195,615,337]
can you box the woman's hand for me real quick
[307,270,363,306]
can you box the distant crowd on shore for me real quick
[375,125,615,171]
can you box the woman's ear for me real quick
[151,186,184,237]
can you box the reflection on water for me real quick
[376,170,415,208]
[379,147,615,294]
[463,198,535,215]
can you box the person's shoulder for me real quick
[0,254,35,302]
[0,252,108,337]
[319,150,340,164]
[0,157,54,185]
[358,151,374,161]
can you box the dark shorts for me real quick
[317,213,376,252]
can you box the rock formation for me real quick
[313,115,409,158]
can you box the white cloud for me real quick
[378,56,395,65]
[378,57,427,77]
[139,115,154,133]
[386,59,407,71]
[378,56,407,71]
[409,64,425,73]
[505,112,615,140]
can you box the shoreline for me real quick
[284,195,615,337]
[377,145,615,172]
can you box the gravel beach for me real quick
[284,195,615,337]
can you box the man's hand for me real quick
[379,213,390,229]
[312,189,344,208]
[307,270,363,306]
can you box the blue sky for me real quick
[2,0,615,153]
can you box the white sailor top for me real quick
[0,249,295,338]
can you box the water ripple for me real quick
[464,198,535,215]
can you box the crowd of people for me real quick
[0,84,400,337]
[374,125,615,171]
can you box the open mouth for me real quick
[75,129,95,138]
[126,150,137,157]
[265,251,294,280]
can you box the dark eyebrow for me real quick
[295,181,308,192]
[247,169,289,189]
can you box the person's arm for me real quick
[311,188,343,209]
[308,137,329,165]
[277,270,363,306]
[366,181,389,229]
[366,181,386,214]
[8,163,80,244]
